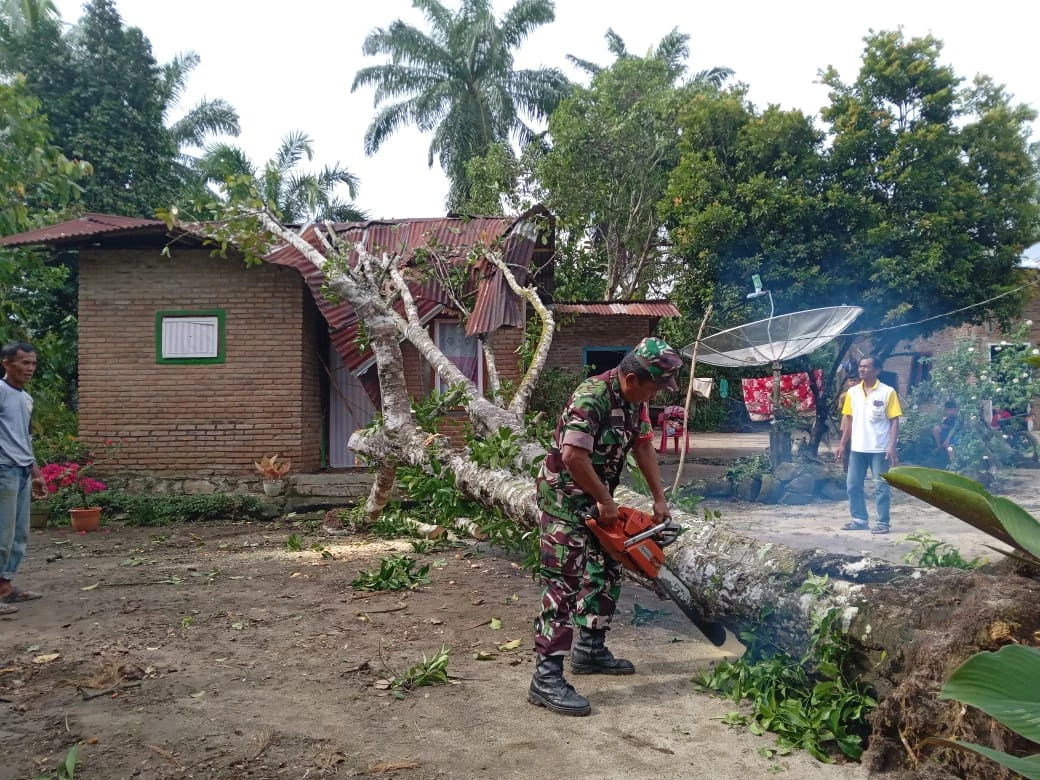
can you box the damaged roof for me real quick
[0,212,169,246]
[264,207,553,375]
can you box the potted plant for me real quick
[40,461,108,531]
[255,454,291,496]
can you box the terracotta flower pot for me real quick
[69,507,102,532]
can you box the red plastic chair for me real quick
[657,405,690,455]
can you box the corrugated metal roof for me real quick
[266,209,552,379]
[0,213,166,246]
[552,301,681,317]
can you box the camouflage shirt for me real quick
[536,369,653,523]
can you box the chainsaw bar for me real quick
[654,566,728,647]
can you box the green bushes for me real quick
[83,491,268,526]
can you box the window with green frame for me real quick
[155,310,226,364]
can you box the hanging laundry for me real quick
[690,377,713,400]
[741,370,824,422]
[719,378,729,398]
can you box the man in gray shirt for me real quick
[0,342,46,615]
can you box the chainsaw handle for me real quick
[622,521,674,549]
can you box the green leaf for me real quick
[991,496,1040,559]
[940,645,1040,743]
[924,738,1040,780]
[489,617,502,630]
[883,466,1036,553]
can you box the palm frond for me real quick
[325,200,369,223]
[565,54,602,77]
[360,19,453,73]
[363,64,444,107]
[605,28,628,60]
[508,68,572,119]
[690,65,735,89]
[196,142,255,183]
[654,27,689,74]
[412,0,454,37]
[316,164,361,200]
[499,0,555,49]
[159,50,200,108]
[364,100,420,156]
[273,131,313,174]
[168,98,240,149]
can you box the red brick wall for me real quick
[545,314,658,372]
[78,246,321,476]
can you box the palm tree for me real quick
[198,131,367,223]
[567,27,733,87]
[158,51,241,196]
[351,0,570,211]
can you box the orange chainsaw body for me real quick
[584,506,665,579]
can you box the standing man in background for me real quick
[837,355,902,535]
[0,342,46,615]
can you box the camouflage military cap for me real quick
[631,337,683,391]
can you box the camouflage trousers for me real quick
[533,511,621,656]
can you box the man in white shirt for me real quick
[836,356,902,534]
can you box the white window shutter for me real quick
[161,317,220,358]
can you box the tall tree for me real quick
[0,76,90,235]
[159,51,241,180]
[0,75,89,424]
[195,132,367,223]
[351,0,570,212]
[661,88,837,338]
[663,30,1040,359]
[538,28,731,300]
[1,0,241,217]
[818,30,1040,356]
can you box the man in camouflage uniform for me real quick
[528,337,683,716]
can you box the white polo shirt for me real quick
[841,380,901,453]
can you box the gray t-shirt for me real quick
[0,380,35,467]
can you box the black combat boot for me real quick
[527,654,591,716]
[570,627,635,675]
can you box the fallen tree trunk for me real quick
[352,426,1040,776]
[619,488,1040,778]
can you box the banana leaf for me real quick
[923,738,1040,780]
[882,467,1040,557]
[925,645,1040,779]
[940,645,1040,743]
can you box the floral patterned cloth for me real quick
[742,370,824,422]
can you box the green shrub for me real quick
[85,491,267,526]
[726,450,772,485]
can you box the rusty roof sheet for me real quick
[552,301,681,317]
[0,213,166,246]
[266,209,550,376]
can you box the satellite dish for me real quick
[681,305,863,367]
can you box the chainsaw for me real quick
[584,506,727,646]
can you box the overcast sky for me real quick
[53,0,1040,220]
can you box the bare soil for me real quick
[3,467,1033,780]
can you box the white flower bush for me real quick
[901,322,1040,474]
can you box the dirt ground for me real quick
[2,466,1034,780]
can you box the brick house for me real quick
[1,212,678,483]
